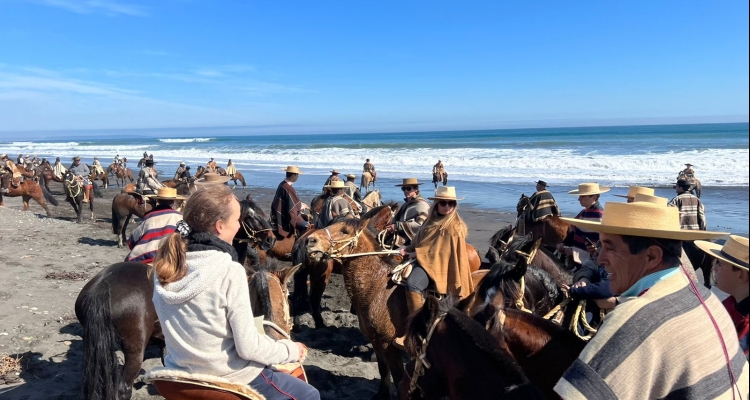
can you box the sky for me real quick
[0,0,748,135]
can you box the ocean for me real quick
[3,122,748,234]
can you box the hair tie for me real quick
[176,220,191,238]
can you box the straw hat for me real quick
[195,173,231,185]
[568,182,610,196]
[560,202,727,241]
[615,186,655,199]
[632,193,668,207]
[145,187,186,201]
[428,186,464,201]
[0,154,7,159]
[179,161,185,165]
[346,174,356,179]
[325,181,346,189]
[395,178,423,187]
[280,165,304,174]
[330,169,340,174]
[695,235,749,271]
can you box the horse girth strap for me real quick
[408,313,446,397]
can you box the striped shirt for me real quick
[567,202,604,251]
[555,268,750,400]
[668,192,706,230]
[125,208,183,264]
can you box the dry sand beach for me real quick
[0,182,513,399]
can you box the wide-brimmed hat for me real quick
[632,193,668,207]
[72,156,81,161]
[0,154,7,159]
[346,174,356,179]
[568,182,610,196]
[615,186,654,199]
[325,181,346,189]
[195,173,231,185]
[330,169,340,174]
[560,202,727,241]
[685,163,693,167]
[695,235,749,271]
[145,159,156,166]
[145,187,186,201]
[428,186,464,201]
[395,178,423,187]
[535,180,548,187]
[179,161,185,165]
[280,165,304,174]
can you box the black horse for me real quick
[63,171,102,223]
[76,199,276,400]
[232,197,277,270]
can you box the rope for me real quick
[542,298,572,320]
[515,276,532,313]
[569,300,599,341]
[407,313,445,398]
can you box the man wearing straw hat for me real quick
[557,183,609,265]
[194,172,230,187]
[385,178,430,246]
[343,174,362,202]
[271,166,310,238]
[125,187,185,265]
[614,186,654,203]
[669,179,706,231]
[554,200,748,399]
[528,180,560,222]
[682,163,696,178]
[315,180,355,229]
[323,169,341,187]
[696,235,749,359]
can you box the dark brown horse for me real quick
[111,193,154,248]
[63,171,102,223]
[88,166,110,189]
[399,297,543,400]
[232,197,277,270]
[305,206,407,400]
[76,246,294,399]
[38,163,65,192]
[431,171,447,189]
[0,173,59,216]
[115,166,134,188]
[516,194,569,249]
[677,171,702,198]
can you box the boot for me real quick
[83,186,90,203]
[393,291,424,350]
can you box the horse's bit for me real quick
[238,219,272,245]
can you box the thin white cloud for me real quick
[30,0,147,17]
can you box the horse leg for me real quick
[372,347,393,400]
[117,320,152,399]
[90,198,95,220]
[291,266,310,332]
[309,260,333,329]
[21,194,32,211]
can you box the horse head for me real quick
[516,194,530,217]
[238,198,276,251]
[247,259,300,340]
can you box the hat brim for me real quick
[613,194,631,198]
[534,181,548,186]
[560,217,727,241]
[195,176,231,185]
[280,168,304,174]
[428,196,464,201]
[146,195,187,200]
[568,187,611,195]
[395,183,423,187]
[694,240,748,270]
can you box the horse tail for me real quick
[41,183,59,206]
[92,182,104,198]
[239,174,246,187]
[81,281,120,400]
[111,201,120,235]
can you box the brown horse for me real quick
[111,193,154,248]
[160,179,196,196]
[431,171,447,189]
[0,173,59,216]
[361,171,376,192]
[516,194,569,249]
[38,164,65,193]
[399,297,543,400]
[305,206,407,399]
[75,246,292,399]
[88,166,110,189]
[107,163,120,176]
[115,166,134,188]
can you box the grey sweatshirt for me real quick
[153,250,298,384]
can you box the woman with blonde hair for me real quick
[151,185,319,399]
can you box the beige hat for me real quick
[428,186,464,201]
[145,187,186,200]
[568,182,610,196]
[561,202,727,241]
[281,165,304,174]
[0,154,7,159]
[346,174,356,179]
[615,186,654,199]
[325,180,346,189]
[195,173,231,185]
[632,193,668,207]
[695,235,748,271]
[395,178,423,187]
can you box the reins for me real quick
[238,219,272,245]
[407,313,446,398]
[320,226,400,259]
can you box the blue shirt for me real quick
[621,266,680,298]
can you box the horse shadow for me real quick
[304,364,380,399]
[77,237,119,247]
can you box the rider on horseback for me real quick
[385,178,430,246]
[69,156,92,202]
[557,183,608,266]
[527,180,560,222]
[315,181,355,229]
[174,162,186,181]
[206,157,218,173]
[344,174,362,202]
[53,157,67,179]
[271,166,310,238]
[92,157,105,175]
[363,158,376,181]
[682,163,695,179]
[1,154,23,193]
[137,159,164,195]
[226,159,237,179]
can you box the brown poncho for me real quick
[409,212,474,299]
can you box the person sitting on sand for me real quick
[151,185,320,399]
[125,187,184,265]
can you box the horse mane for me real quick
[361,203,394,219]
[507,234,572,286]
[476,260,524,307]
[489,225,514,248]
[526,267,563,307]
[247,258,283,321]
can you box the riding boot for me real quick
[83,186,90,203]
[393,291,424,350]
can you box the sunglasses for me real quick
[437,200,457,207]
[401,186,417,191]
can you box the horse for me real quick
[107,163,120,176]
[38,164,65,193]
[75,252,296,400]
[115,166,134,188]
[501,234,572,287]
[485,224,516,264]
[399,297,543,400]
[678,171,702,198]
[305,206,408,399]
[431,171,447,189]
[0,173,59,216]
[361,171,376,192]
[160,179,196,196]
[111,193,154,248]
[63,171,102,223]
[361,189,383,213]
[88,167,110,189]
[683,240,714,289]
[516,194,569,249]
[232,197,277,270]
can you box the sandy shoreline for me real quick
[0,181,514,399]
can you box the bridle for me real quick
[236,208,272,245]
[64,173,82,198]
[406,312,446,398]
[319,226,400,259]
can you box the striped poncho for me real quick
[555,267,749,399]
[126,207,183,264]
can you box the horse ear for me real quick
[486,247,501,265]
[275,263,302,286]
[473,303,498,330]
[510,257,528,281]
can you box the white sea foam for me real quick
[157,138,214,143]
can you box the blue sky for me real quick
[0,0,748,134]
